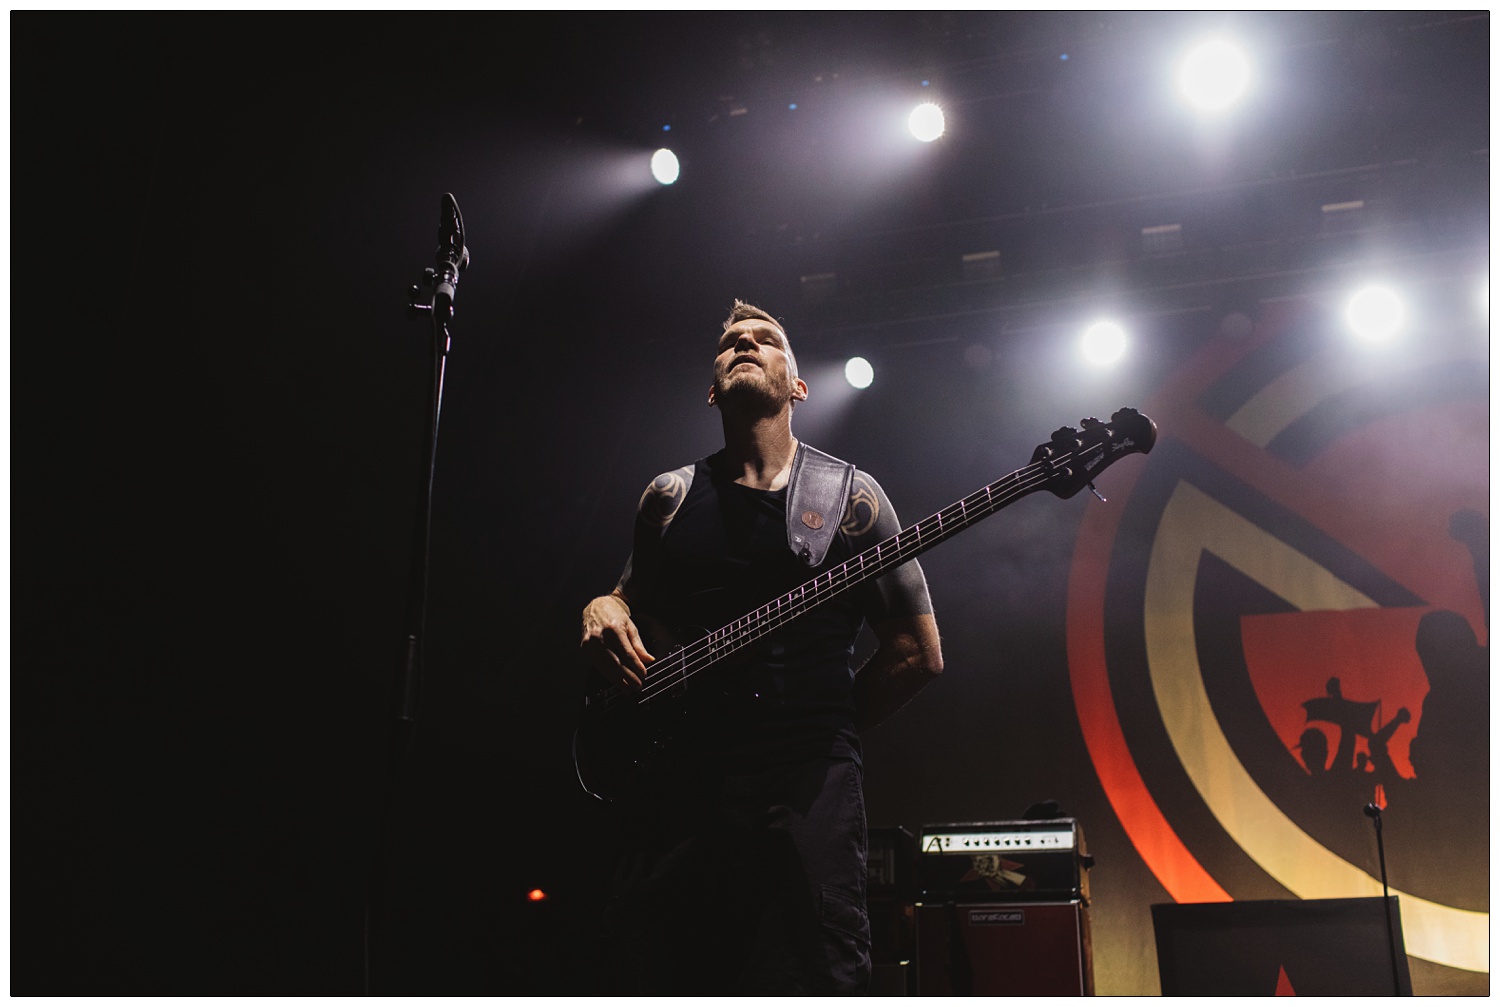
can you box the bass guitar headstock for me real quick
[1030,407,1157,499]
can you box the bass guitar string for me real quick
[636,460,1055,705]
[593,444,1084,712]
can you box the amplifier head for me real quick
[918,818,1091,903]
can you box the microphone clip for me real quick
[409,193,470,323]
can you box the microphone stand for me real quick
[364,194,469,994]
[1364,802,1403,996]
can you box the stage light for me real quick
[650,148,680,185]
[1080,321,1128,366]
[526,888,548,902]
[1141,223,1183,254]
[800,272,839,304]
[1344,285,1405,343]
[961,250,1000,280]
[844,356,874,389]
[908,102,945,142]
[1177,40,1251,112]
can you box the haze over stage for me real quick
[12,12,1488,996]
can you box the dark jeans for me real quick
[603,757,872,994]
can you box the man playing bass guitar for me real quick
[579,300,944,994]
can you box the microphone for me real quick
[433,193,469,318]
[437,192,469,271]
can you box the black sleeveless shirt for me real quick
[622,447,931,772]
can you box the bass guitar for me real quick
[573,407,1156,801]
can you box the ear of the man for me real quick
[707,383,717,407]
[792,377,808,402]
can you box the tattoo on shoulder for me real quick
[639,466,691,528]
[841,473,880,537]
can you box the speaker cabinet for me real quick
[1151,898,1412,995]
[915,900,1093,995]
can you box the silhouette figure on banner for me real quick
[1295,508,1488,804]
[1298,677,1410,784]
[1409,509,1489,794]
[1407,610,1488,790]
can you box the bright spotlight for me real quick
[650,148,680,185]
[1177,40,1251,111]
[844,356,874,389]
[1344,285,1405,343]
[908,102,945,142]
[1081,321,1128,366]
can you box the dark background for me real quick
[15,12,1488,994]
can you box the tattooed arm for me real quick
[840,471,944,732]
[853,614,943,732]
[580,465,692,691]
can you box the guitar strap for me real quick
[786,442,856,568]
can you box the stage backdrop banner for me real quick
[1067,300,1488,986]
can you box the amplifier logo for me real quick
[962,853,1027,889]
[969,908,1025,926]
[1066,302,1488,980]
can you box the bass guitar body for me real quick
[573,624,759,802]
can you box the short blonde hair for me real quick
[722,299,797,377]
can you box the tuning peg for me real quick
[1080,416,1105,430]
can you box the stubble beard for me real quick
[714,365,793,416]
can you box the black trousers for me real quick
[603,757,872,994]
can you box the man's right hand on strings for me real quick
[581,590,655,691]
